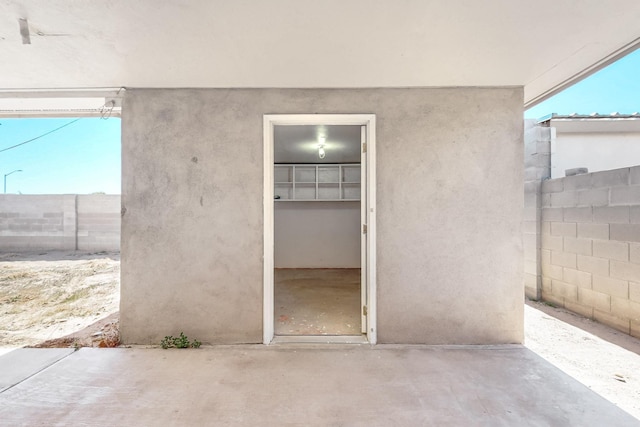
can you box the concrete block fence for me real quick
[540,166,640,337]
[0,194,120,251]
[523,120,552,300]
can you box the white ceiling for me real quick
[274,125,361,164]
[1,1,640,107]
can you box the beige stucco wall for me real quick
[120,88,524,345]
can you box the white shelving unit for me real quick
[274,164,361,201]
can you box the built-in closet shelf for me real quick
[274,164,360,201]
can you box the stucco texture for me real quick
[121,88,523,345]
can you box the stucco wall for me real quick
[120,87,524,345]
[0,194,120,251]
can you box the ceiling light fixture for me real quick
[317,135,326,159]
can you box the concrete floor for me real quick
[0,345,638,426]
[274,269,360,336]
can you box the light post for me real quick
[3,169,22,194]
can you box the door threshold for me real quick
[271,335,369,345]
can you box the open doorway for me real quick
[0,115,121,349]
[263,115,376,344]
[274,124,361,337]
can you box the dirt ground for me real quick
[0,251,120,348]
[0,251,639,420]
[525,300,640,420]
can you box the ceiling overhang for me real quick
[1,1,639,110]
[0,89,123,118]
[524,36,640,109]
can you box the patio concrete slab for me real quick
[0,348,74,393]
[0,345,637,426]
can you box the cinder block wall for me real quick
[0,194,120,251]
[524,120,551,299]
[541,167,640,337]
[77,195,121,251]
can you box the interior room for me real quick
[273,124,363,336]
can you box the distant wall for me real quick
[550,119,640,179]
[551,132,640,179]
[274,201,360,268]
[540,167,640,338]
[0,194,120,251]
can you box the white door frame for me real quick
[263,114,377,344]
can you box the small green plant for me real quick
[174,332,190,348]
[160,332,201,349]
[5,295,20,304]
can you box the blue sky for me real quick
[0,49,638,194]
[0,117,120,194]
[525,48,640,119]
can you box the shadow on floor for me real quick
[526,299,640,356]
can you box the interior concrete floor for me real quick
[274,268,361,336]
[1,345,638,426]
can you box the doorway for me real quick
[263,115,376,344]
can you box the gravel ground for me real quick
[0,251,639,420]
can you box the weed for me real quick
[160,332,201,349]
[61,288,90,304]
[160,336,171,349]
[1,272,34,281]
[174,332,190,348]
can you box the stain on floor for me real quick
[274,269,360,336]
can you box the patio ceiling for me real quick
[1,1,639,108]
